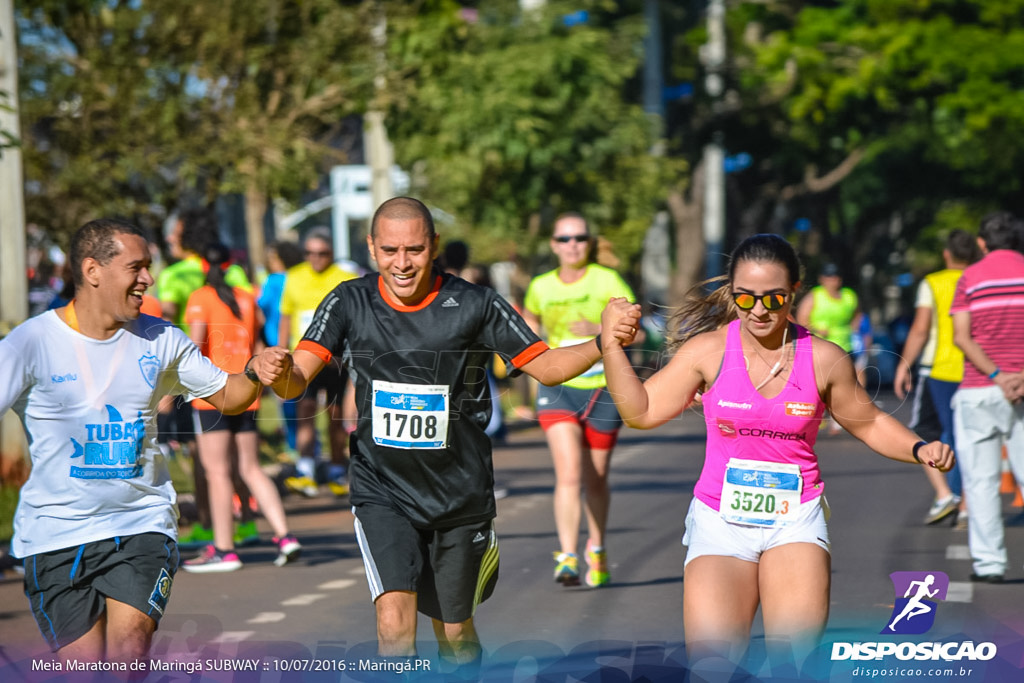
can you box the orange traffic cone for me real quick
[998,445,1024,507]
[999,446,1015,493]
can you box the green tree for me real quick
[160,0,376,270]
[17,0,195,240]
[17,0,376,264]
[384,0,683,267]
[718,0,1024,271]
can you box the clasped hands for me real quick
[246,347,294,386]
[600,297,643,350]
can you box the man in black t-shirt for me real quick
[255,197,639,669]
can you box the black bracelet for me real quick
[912,440,927,464]
[594,335,602,352]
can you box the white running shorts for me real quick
[682,495,831,566]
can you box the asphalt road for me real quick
[2,390,1024,682]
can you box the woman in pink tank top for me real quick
[598,234,955,672]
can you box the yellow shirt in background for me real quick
[279,262,358,349]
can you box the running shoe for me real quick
[585,544,610,588]
[327,480,349,497]
[183,546,242,573]
[178,524,214,550]
[284,475,319,498]
[553,552,580,586]
[234,520,260,547]
[954,510,969,531]
[969,572,1004,584]
[273,535,303,567]
[925,495,961,525]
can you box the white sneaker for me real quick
[925,495,961,525]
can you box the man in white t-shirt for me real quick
[0,218,289,665]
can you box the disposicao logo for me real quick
[831,570,997,663]
[884,571,948,635]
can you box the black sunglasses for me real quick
[553,234,590,244]
[732,292,788,311]
[305,250,331,257]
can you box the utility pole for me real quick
[364,0,393,251]
[0,0,27,481]
[0,0,25,330]
[701,0,726,279]
[640,0,671,306]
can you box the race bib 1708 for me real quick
[371,380,449,449]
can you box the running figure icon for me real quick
[887,574,939,632]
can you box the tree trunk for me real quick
[0,411,28,487]
[667,159,707,307]
[244,183,268,277]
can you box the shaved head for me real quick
[371,197,435,238]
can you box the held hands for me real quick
[917,441,956,473]
[600,297,642,351]
[250,347,294,385]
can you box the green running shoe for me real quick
[585,544,609,587]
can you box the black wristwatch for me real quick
[243,356,260,383]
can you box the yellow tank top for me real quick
[925,269,964,383]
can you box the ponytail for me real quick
[664,276,737,352]
[203,243,241,320]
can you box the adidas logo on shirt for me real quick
[473,532,487,543]
[441,297,460,308]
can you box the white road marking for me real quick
[946,545,971,561]
[247,612,287,624]
[281,594,327,606]
[212,631,254,643]
[318,579,357,590]
[946,582,973,603]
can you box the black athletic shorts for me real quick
[193,408,258,434]
[908,370,942,443]
[353,503,498,624]
[305,357,348,406]
[24,533,180,652]
[157,394,196,444]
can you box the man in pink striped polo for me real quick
[951,211,1024,583]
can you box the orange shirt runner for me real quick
[185,285,260,411]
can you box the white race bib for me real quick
[371,380,449,449]
[720,458,802,527]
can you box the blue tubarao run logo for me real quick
[69,404,146,479]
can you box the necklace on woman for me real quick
[745,324,790,392]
